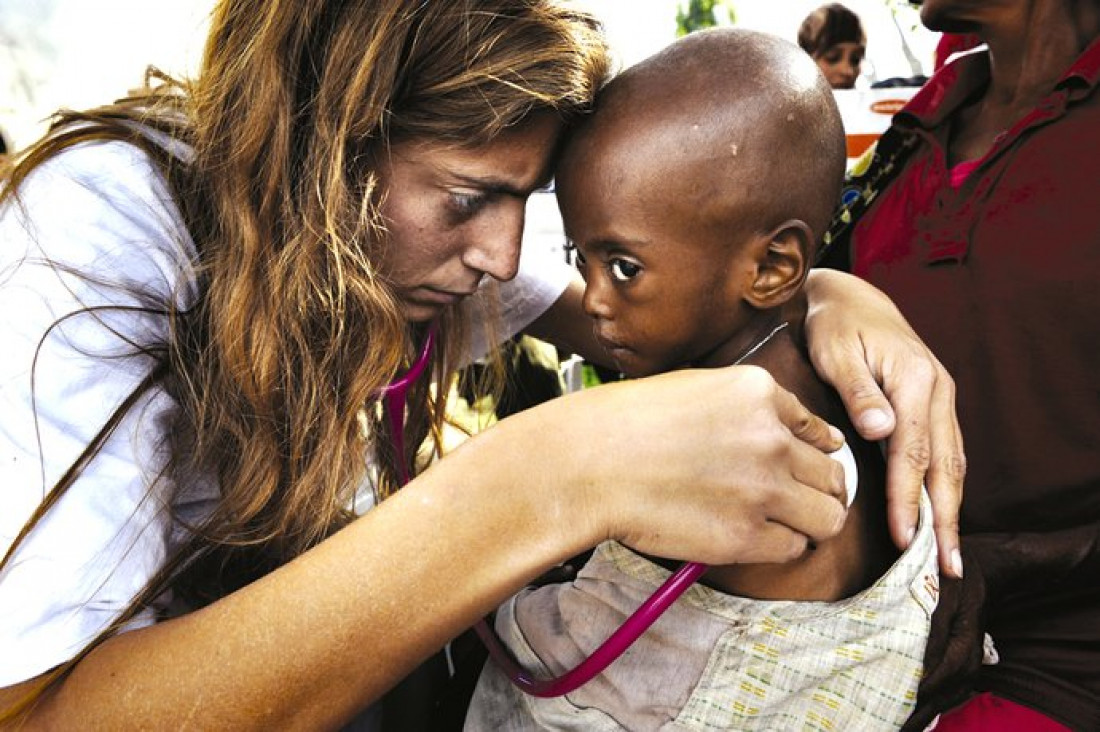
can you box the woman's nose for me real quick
[463,203,524,282]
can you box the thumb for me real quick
[829,361,897,441]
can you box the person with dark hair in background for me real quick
[798,2,867,89]
[822,0,1100,729]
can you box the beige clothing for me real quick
[466,492,938,731]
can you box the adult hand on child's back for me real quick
[547,364,849,568]
[903,522,1100,730]
[902,543,986,732]
[803,270,965,578]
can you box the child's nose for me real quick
[581,273,613,319]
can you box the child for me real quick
[465,28,938,731]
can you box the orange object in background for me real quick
[833,88,918,166]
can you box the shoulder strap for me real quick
[817,125,923,271]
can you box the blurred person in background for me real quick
[798,2,867,89]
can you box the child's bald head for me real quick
[559,27,845,247]
[555,29,847,377]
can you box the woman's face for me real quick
[814,42,865,89]
[376,113,562,322]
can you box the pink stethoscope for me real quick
[378,323,708,698]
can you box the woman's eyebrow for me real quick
[450,172,550,198]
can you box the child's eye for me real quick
[608,258,641,282]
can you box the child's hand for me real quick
[803,269,965,579]
[901,547,986,732]
[903,523,1100,730]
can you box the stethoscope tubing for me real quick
[378,325,436,486]
[472,560,707,697]
[380,321,711,697]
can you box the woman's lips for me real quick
[412,286,477,306]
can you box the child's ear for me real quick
[745,219,812,309]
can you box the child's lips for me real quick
[595,331,630,355]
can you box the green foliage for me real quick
[581,363,604,389]
[675,0,736,37]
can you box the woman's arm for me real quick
[2,366,847,729]
[803,269,965,578]
[532,269,966,578]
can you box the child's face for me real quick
[557,141,759,378]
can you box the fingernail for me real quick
[828,425,844,443]
[951,548,964,578]
[858,408,891,434]
[905,525,916,546]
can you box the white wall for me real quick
[0,1,936,151]
[0,0,211,149]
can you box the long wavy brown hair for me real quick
[0,0,608,718]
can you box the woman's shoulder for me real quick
[22,134,181,197]
[2,136,199,307]
[11,135,186,234]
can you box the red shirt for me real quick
[849,40,1100,728]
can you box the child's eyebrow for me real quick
[581,236,652,254]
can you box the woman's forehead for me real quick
[393,114,562,191]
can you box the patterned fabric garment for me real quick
[465,493,937,731]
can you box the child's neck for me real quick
[693,295,838,422]
[693,296,807,370]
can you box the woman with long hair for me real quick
[0,1,961,727]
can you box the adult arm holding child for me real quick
[802,269,964,577]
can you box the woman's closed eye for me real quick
[449,189,490,218]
